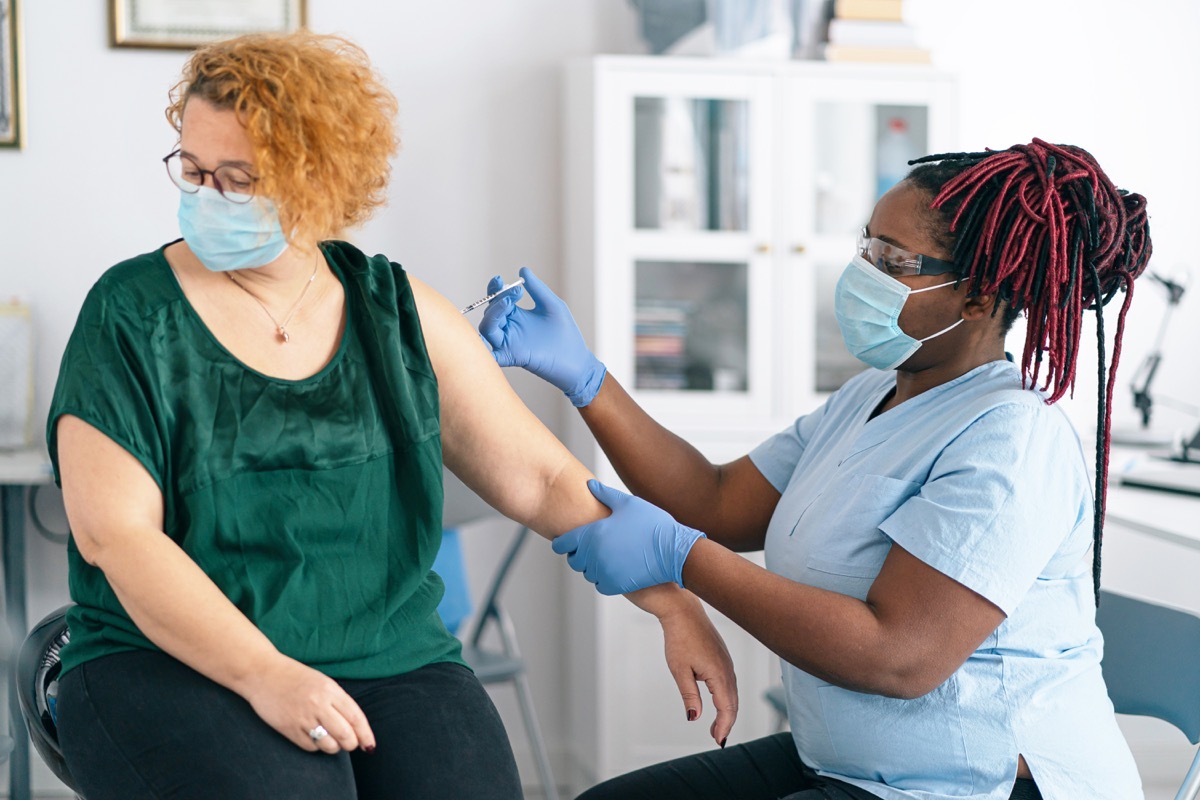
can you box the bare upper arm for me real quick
[866,543,1006,697]
[705,455,781,551]
[408,276,606,536]
[55,415,165,563]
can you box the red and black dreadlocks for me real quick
[907,139,1152,603]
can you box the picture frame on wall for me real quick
[0,0,22,149]
[110,0,307,50]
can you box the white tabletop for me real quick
[0,447,54,486]
[1107,484,1200,550]
[1106,447,1200,550]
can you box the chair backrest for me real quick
[16,604,79,793]
[464,526,530,650]
[432,522,531,650]
[1097,589,1200,744]
[433,528,473,635]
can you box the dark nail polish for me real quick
[719,737,727,749]
[364,745,376,754]
[687,709,698,722]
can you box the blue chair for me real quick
[436,524,560,800]
[1097,590,1200,800]
[764,683,787,733]
[434,527,473,636]
[764,588,1200,799]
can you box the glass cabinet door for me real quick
[634,259,749,393]
[812,102,930,393]
[597,68,775,422]
[781,72,957,398]
[813,103,929,238]
[633,98,750,232]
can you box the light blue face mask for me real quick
[177,185,288,272]
[834,254,963,371]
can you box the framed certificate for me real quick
[0,0,21,148]
[110,0,307,50]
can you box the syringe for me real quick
[459,278,525,315]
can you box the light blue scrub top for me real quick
[750,360,1142,800]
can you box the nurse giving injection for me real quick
[479,140,1153,800]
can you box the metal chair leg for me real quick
[1175,747,1200,800]
[513,672,559,800]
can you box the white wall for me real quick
[907,0,1200,439]
[2,0,1199,796]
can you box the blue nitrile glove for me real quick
[551,480,706,596]
[478,267,607,407]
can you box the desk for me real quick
[0,447,54,800]
[1103,448,1200,617]
[1107,481,1200,552]
[1107,449,1200,552]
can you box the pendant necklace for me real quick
[226,257,319,344]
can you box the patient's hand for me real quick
[635,587,739,747]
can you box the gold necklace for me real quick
[226,257,319,344]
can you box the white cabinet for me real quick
[561,55,957,786]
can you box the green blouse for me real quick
[47,240,464,679]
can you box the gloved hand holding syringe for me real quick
[474,267,608,408]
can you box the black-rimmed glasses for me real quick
[163,149,259,204]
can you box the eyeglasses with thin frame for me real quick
[163,149,259,204]
[857,227,958,277]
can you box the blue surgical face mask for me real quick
[177,185,288,272]
[834,254,963,371]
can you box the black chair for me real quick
[15,604,79,798]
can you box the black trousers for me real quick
[56,651,523,800]
[576,732,1043,800]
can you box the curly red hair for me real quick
[166,31,399,243]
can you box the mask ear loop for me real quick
[908,278,959,294]
[908,278,964,343]
[917,317,964,343]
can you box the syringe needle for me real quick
[460,278,525,314]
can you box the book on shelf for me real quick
[635,335,686,357]
[827,18,917,48]
[635,304,689,389]
[634,368,688,391]
[824,44,931,64]
[833,0,904,22]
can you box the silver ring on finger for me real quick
[309,725,329,743]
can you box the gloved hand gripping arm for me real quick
[552,480,707,596]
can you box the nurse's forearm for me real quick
[579,375,774,551]
[680,539,948,700]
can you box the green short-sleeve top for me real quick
[47,239,464,679]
